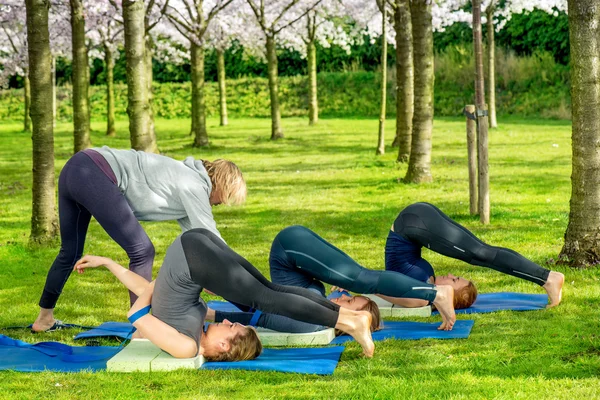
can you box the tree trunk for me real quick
[307,38,318,125]
[216,48,228,126]
[52,56,56,125]
[191,42,209,147]
[145,36,158,151]
[122,0,153,152]
[266,35,283,139]
[104,45,116,137]
[70,0,91,153]
[465,105,478,215]
[393,0,413,163]
[473,0,490,224]
[376,6,387,156]
[560,0,600,267]
[486,5,497,128]
[25,0,58,244]
[24,72,31,132]
[404,0,433,183]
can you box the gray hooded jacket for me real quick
[94,146,221,239]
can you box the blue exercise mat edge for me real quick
[431,292,548,315]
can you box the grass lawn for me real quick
[0,116,599,399]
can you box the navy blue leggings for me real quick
[393,203,550,285]
[39,152,154,309]
[271,226,437,301]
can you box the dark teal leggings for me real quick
[271,225,438,302]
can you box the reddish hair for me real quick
[454,281,478,309]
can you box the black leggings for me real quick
[394,202,550,285]
[180,229,341,328]
[272,226,438,302]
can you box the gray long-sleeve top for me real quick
[95,146,222,239]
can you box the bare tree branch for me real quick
[273,0,323,34]
[1,24,19,53]
[246,0,267,31]
[165,13,193,40]
[206,0,235,25]
[165,4,194,33]
[272,0,300,28]
[147,0,171,31]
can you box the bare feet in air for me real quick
[338,309,375,358]
[433,285,456,331]
[543,271,564,308]
[352,311,375,358]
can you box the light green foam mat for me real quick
[364,295,432,318]
[107,339,204,372]
[256,327,336,346]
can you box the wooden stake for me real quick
[465,105,478,215]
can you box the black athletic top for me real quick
[385,230,435,283]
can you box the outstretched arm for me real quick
[74,255,151,297]
[127,281,198,358]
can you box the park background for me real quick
[1,1,599,399]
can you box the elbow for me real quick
[168,341,198,359]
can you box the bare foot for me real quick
[544,271,564,308]
[31,308,56,332]
[433,285,456,331]
[352,312,375,358]
[337,309,375,357]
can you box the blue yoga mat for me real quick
[0,335,121,372]
[1,334,343,375]
[432,292,548,315]
[74,322,134,341]
[207,300,242,312]
[331,319,474,344]
[202,346,344,375]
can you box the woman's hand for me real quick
[74,255,112,274]
[330,286,348,293]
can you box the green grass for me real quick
[1,116,599,399]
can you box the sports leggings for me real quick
[180,229,341,328]
[39,151,154,309]
[393,202,550,285]
[270,225,438,303]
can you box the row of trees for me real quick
[7,0,600,271]
[3,1,568,149]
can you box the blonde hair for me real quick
[454,281,478,309]
[202,159,247,206]
[205,326,262,362]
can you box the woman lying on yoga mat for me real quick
[208,224,456,332]
[34,146,246,333]
[384,202,564,310]
[267,224,457,330]
[74,229,375,359]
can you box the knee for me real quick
[403,202,433,216]
[473,245,498,263]
[276,225,309,245]
[128,238,155,264]
[55,246,83,267]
